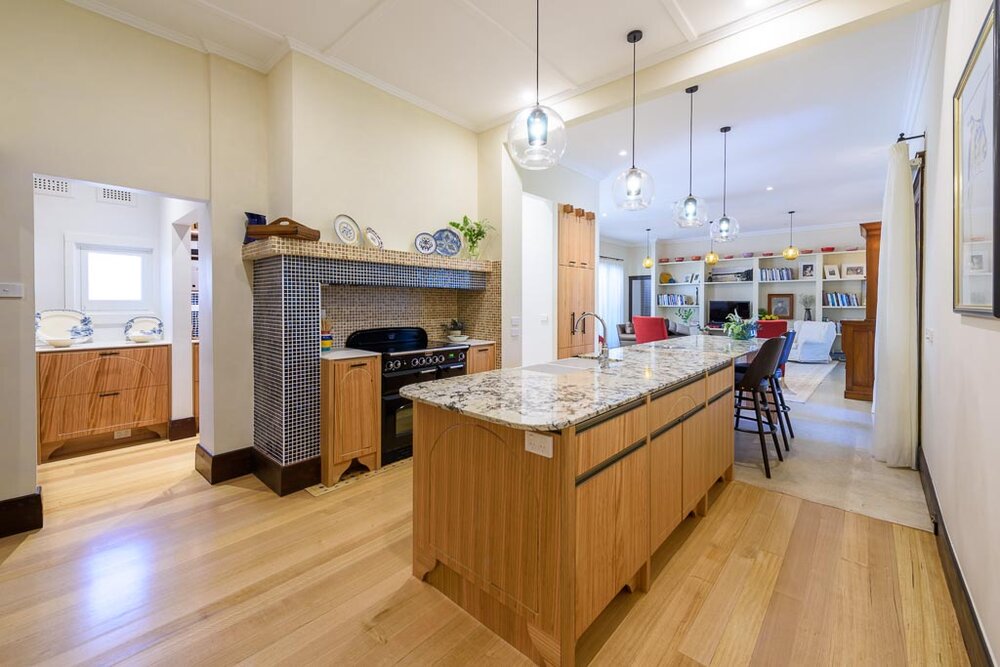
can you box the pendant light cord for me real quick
[788,211,794,245]
[688,91,694,196]
[631,40,636,169]
[722,130,727,215]
[535,0,540,105]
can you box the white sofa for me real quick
[787,320,836,363]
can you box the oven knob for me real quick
[412,357,421,367]
[391,360,401,370]
[459,352,465,361]
[435,355,443,364]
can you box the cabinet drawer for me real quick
[39,384,169,442]
[575,401,647,476]
[706,364,734,399]
[38,347,170,399]
[649,377,705,433]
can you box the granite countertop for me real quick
[36,339,172,353]
[401,340,737,432]
[459,338,494,346]
[640,334,764,358]
[320,347,381,361]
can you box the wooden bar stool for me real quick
[735,331,796,449]
[733,336,785,478]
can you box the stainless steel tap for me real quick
[573,312,610,369]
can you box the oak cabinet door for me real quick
[466,344,495,374]
[333,358,379,460]
[650,424,683,551]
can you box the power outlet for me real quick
[924,328,934,343]
[114,429,132,439]
[525,432,553,458]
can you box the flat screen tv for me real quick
[709,300,752,325]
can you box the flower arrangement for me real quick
[449,215,493,259]
[722,311,757,340]
[447,319,465,335]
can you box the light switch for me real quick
[511,316,522,327]
[0,283,24,298]
[924,328,934,343]
[540,314,549,323]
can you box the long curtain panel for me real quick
[597,257,626,347]
[872,142,918,468]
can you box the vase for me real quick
[467,244,481,260]
[804,307,813,321]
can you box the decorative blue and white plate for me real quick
[35,309,93,343]
[365,227,384,250]
[414,232,437,255]
[433,228,462,257]
[124,316,164,342]
[334,214,360,245]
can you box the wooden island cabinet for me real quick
[409,362,735,666]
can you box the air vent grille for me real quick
[98,187,135,206]
[33,176,72,197]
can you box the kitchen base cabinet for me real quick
[465,343,496,374]
[321,356,381,486]
[36,345,171,462]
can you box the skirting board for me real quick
[0,486,43,539]
[169,417,198,441]
[194,445,253,485]
[251,450,321,496]
[919,448,993,666]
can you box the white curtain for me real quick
[872,142,918,468]
[597,257,626,347]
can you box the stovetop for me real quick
[345,327,469,371]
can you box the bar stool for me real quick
[735,331,796,448]
[733,336,785,478]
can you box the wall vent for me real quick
[97,186,136,206]
[33,176,72,198]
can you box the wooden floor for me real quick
[0,439,968,666]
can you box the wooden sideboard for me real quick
[557,204,596,359]
[842,221,881,401]
[37,345,171,462]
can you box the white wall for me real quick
[521,194,557,365]
[921,0,1000,659]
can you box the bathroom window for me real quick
[73,241,155,312]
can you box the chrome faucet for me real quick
[574,312,610,369]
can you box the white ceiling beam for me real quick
[660,0,699,42]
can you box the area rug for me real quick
[781,361,838,403]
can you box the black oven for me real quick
[380,360,466,464]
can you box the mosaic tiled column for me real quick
[251,254,490,467]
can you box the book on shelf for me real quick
[759,267,797,281]
[823,291,862,307]
[657,293,695,306]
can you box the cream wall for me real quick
[0,0,212,499]
[921,0,1000,659]
[519,164,599,212]
[287,52,480,254]
[654,223,865,260]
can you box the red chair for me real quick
[756,320,788,339]
[632,316,668,344]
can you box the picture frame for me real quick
[682,273,692,283]
[824,265,840,280]
[952,1,998,316]
[842,263,866,278]
[768,293,794,320]
[800,261,816,279]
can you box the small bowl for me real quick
[724,255,734,260]
[447,335,469,342]
[674,256,685,262]
[129,334,157,344]
[46,338,74,348]
[741,252,754,258]
[821,246,835,252]
[801,249,814,254]
[762,252,774,257]
[690,255,702,261]
[845,246,860,251]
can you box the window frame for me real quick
[64,233,158,317]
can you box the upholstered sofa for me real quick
[786,320,837,363]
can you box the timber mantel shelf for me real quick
[241,237,494,273]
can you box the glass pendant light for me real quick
[705,221,720,266]
[782,210,800,260]
[712,126,740,243]
[613,30,654,210]
[507,0,566,170]
[673,85,707,228]
[643,228,654,268]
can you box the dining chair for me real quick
[732,336,785,478]
[632,316,668,344]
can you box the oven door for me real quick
[381,368,438,464]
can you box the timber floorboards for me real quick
[0,438,968,666]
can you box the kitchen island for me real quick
[401,337,758,666]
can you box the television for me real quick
[709,300,752,325]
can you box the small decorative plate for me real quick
[124,315,164,342]
[365,227,384,250]
[36,309,93,343]
[414,232,437,255]
[433,228,462,257]
[334,214,361,245]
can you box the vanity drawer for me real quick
[575,401,647,476]
[39,385,169,442]
[38,347,170,399]
[706,364,734,400]
[649,377,705,432]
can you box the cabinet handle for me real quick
[99,351,120,357]
[582,318,586,335]
[98,392,120,398]
[570,311,576,335]
[350,362,367,368]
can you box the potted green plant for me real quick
[447,319,465,337]
[449,215,493,259]
[722,311,757,340]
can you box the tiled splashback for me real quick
[321,286,458,346]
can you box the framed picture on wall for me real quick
[768,293,794,320]
[824,265,840,280]
[800,261,816,278]
[953,1,998,316]
[842,263,866,278]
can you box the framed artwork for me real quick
[682,273,692,283]
[842,263,866,278]
[953,2,998,316]
[800,261,816,279]
[824,265,840,280]
[768,293,794,320]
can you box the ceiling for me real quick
[582,6,939,245]
[68,0,819,130]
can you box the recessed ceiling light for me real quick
[766,186,774,191]
[618,149,628,157]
